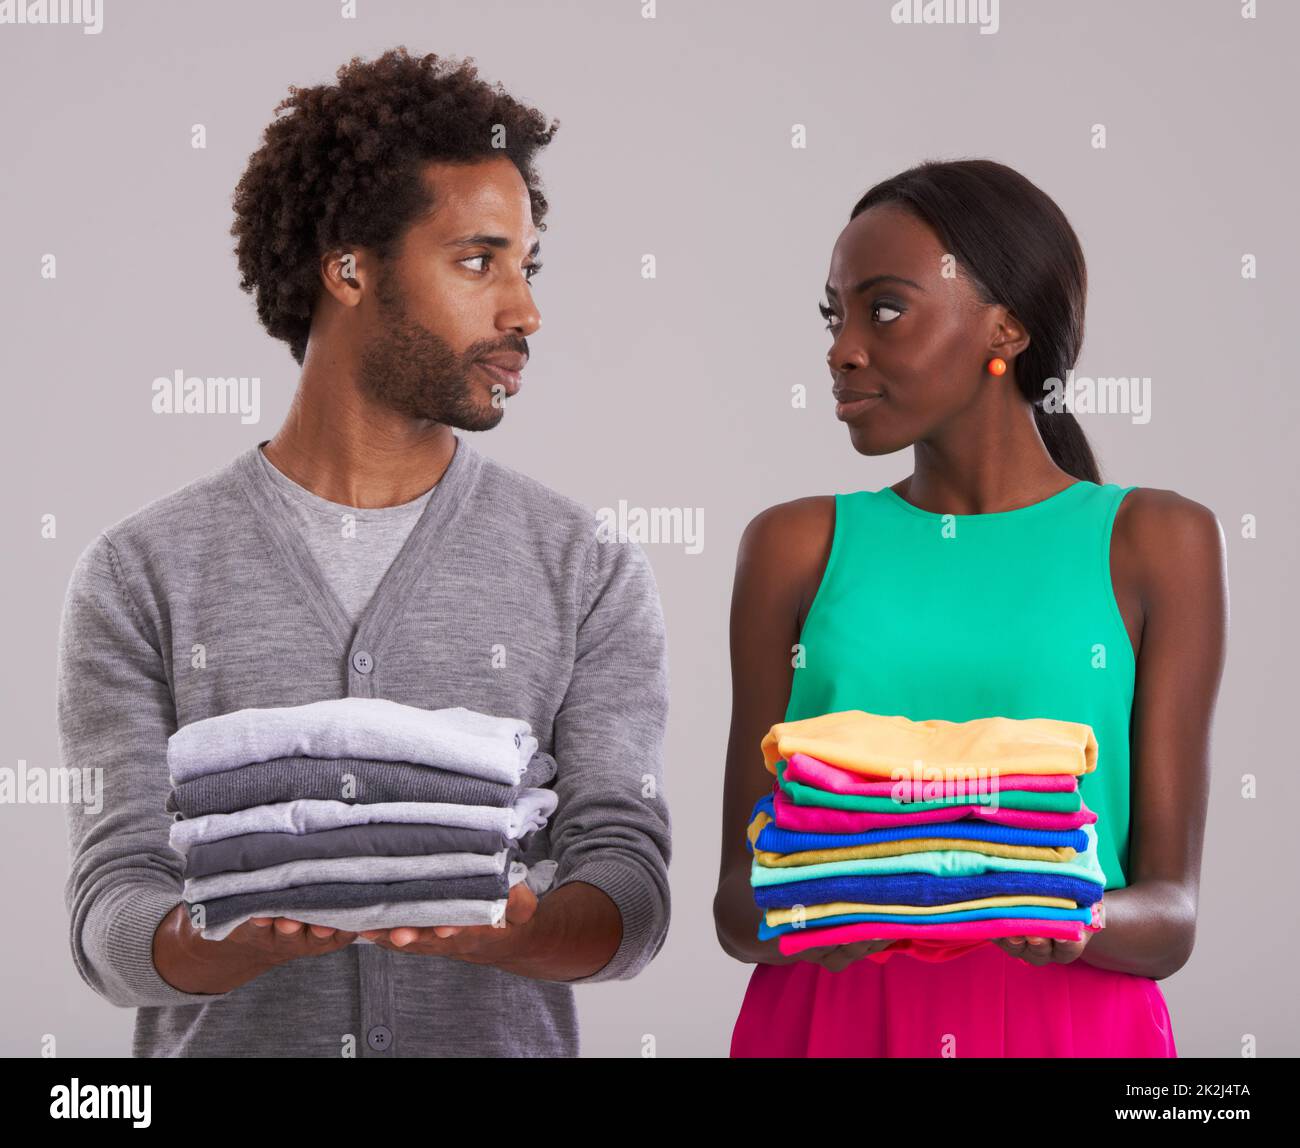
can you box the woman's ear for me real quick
[991,307,1031,359]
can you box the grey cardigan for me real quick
[56,434,672,1057]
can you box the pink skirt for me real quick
[730,941,1177,1057]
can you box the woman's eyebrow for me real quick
[824,273,925,298]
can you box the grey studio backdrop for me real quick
[1,0,1295,1058]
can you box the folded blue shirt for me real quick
[752,870,1106,910]
[749,792,1087,854]
[757,903,1095,940]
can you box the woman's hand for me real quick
[991,933,1093,965]
[992,899,1105,965]
[798,939,896,971]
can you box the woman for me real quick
[714,159,1226,1057]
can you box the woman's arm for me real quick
[1078,489,1229,979]
[713,497,894,970]
[713,499,827,965]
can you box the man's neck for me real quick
[261,388,457,509]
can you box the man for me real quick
[57,47,671,1057]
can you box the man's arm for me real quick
[57,532,236,1007]
[540,531,672,983]
[372,530,673,979]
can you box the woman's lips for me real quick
[834,393,882,421]
[475,360,522,395]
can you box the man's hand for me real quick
[356,882,541,962]
[153,902,358,995]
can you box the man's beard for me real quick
[357,270,507,432]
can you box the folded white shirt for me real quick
[168,697,538,786]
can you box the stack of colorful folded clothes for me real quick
[165,697,558,940]
[747,710,1106,964]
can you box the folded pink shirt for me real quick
[784,752,1079,797]
[771,785,1097,833]
[778,912,1103,962]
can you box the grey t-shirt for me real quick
[255,443,436,629]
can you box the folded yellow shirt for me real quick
[761,709,1098,781]
[764,895,1077,927]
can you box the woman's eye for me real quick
[819,300,901,330]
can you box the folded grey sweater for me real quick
[57,433,671,1057]
[183,822,511,879]
[165,751,558,818]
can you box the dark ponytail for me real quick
[850,159,1101,484]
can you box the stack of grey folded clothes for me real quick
[165,697,559,940]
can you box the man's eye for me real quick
[460,254,542,281]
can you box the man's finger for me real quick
[503,884,538,925]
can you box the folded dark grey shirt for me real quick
[165,751,559,818]
[184,822,513,879]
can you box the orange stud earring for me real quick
[986,357,1007,376]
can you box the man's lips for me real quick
[475,359,524,395]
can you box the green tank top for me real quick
[785,480,1138,890]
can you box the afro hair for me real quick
[230,47,559,365]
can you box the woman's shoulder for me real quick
[741,494,836,545]
[1112,485,1226,598]
[1114,485,1222,543]
[734,496,838,610]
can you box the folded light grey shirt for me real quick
[183,848,517,902]
[168,697,538,787]
[168,790,559,855]
[57,433,671,1057]
[200,860,559,942]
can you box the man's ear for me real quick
[318,248,366,307]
